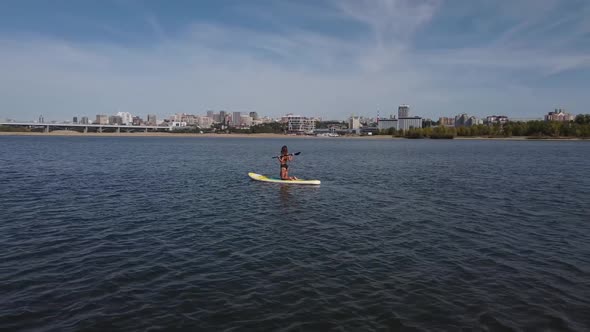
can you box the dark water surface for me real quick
[1,136,589,331]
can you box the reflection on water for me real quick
[279,184,291,207]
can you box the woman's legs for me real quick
[281,167,298,180]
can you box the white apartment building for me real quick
[95,114,109,125]
[486,115,509,125]
[197,116,213,128]
[116,112,133,125]
[285,114,315,134]
[349,116,361,134]
[240,115,253,127]
[169,121,188,130]
[377,118,398,130]
[378,105,422,131]
[545,109,575,122]
[398,117,423,131]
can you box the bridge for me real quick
[0,122,171,133]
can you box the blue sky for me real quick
[1,0,589,121]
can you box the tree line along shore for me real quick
[391,115,590,139]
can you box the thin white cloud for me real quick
[145,13,167,41]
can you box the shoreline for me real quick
[0,131,395,139]
[0,131,587,141]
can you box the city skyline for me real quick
[1,1,589,121]
[2,106,558,125]
[6,105,577,130]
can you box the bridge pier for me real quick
[145,128,148,133]
[44,125,50,133]
[84,126,88,133]
[116,127,120,134]
[98,127,102,133]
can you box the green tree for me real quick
[575,114,590,125]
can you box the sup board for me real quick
[248,172,320,185]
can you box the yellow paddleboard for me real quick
[248,172,320,185]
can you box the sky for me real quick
[0,0,589,122]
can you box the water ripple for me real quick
[1,137,589,331]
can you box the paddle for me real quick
[272,152,300,159]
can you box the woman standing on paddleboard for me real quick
[278,145,298,180]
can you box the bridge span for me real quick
[0,122,171,133]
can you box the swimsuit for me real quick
[280,156,288,169]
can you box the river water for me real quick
[1,136,589,331]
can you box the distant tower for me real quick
[73,116,78,124]
[233,112,241,126]
[39,115,44,123]
[398,105,410,118]
[147,114,157,126]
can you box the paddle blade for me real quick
[273,152,301,158]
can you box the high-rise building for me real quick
[173,113,185,122]
[454,113,469,127]
[398,117,423,131]
[249,112,259,120]
[286,114,315,134]
[396,105,422,131]
[80,116,89,124]
[349,115,361,133]
[219,111,226,123]
[377,118,398,130]
[73,116,78,124]
[241,115,253,127]
[147,114,157,126]
[398,105,410,118]
[96,114,109,125]
[109,115,123,125]
[39,115,44,123]
[116,112,133,125]
[197,116,214,128]
[232,112,242,126]
[206,110,215,118]
[132,116,143,126]
[183,114,198,125]
[465,116,479,127]
[439,117,455,127]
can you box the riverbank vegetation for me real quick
[0,125,30,132]
[379,115,590,139]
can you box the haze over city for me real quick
[1,0,589,121]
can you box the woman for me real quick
[278,145,298,180]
